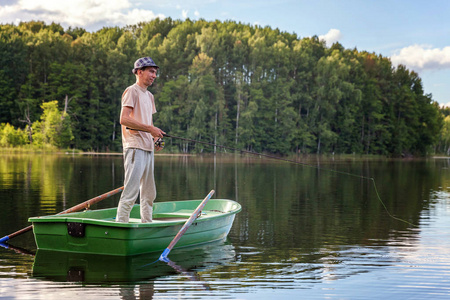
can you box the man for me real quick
[116,57,165,223]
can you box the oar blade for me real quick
[159,248,171,262]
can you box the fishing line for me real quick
[128,128,415,227]
[162,133,416,227]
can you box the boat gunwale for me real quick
[28,199,242,228]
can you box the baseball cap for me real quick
[132,57,159,74]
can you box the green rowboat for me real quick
[29,199,241,256]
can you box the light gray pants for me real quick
[116,148,156,223]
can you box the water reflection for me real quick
[1,154,450,299]
[30,241,234,299]
[32,240,236,283]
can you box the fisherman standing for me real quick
[116,57,165,223]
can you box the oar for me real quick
[159,189,215,262]
[0,186,124,244]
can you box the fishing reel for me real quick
[154,138,165,149]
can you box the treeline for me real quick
[0,19,446,155]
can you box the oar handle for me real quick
[0,186,124,244]
[159,189,215,262]
[58,186,124,215]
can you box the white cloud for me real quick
[390,44,450,71]
[319,29,342,47]
[0,0,164,30]
[120,8,164,26]
[182,9,188,19]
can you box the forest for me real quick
[0,18,448,156]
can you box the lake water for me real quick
[0,153,449,299]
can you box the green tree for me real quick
[0,25,28,125]
[0,123,28,147]
[32,101,73,148]
[439,115,450,155]
[0,20,443,155]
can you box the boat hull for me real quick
[29,199,241,256]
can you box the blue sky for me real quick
[1,0,449,106]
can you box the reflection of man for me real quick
[119,284,155,299]
[116,57,165,223]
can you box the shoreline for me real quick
[1,147,448,159]
[77,152,192,157]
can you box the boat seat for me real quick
[156,209,224,218]
[154,209,196,219]
[127,209,225,223]
[128,218,186,223]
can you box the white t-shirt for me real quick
[121,83,157,152]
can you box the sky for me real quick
[1,0,450,106]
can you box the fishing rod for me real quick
[131,128,416,227]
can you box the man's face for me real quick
[139,67,158,87]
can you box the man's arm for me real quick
[120,106,165,138]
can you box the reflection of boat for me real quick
[29,199,241,256]
[32,241,236,283]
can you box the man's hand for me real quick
[149,125,165,138]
